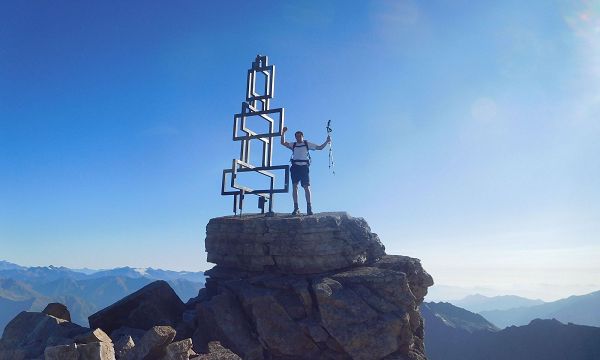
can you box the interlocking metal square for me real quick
[221,55,289,216]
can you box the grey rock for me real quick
[42,303,71,322]
[190,213,434,360]
[110,327,146,345]
[312,277,410,360]
[374,255,434,302]
[77,342,116,360]
[74,328,113,344]
[232,282,319,357]
[123,325,176,360]
[0,311,88,359]
[89,280,185,335]
[0,348,28,360]
[195,291,263,360]
[161,338,195,360]
[113,335,135,359]
[194,265,429,359]
[44,342,116,360]
[205,212,385,274]
[44,343,79,360]
[298,320,329,343]
[193,341,241,360]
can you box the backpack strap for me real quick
[304,140,311,162]
[290,141,311,165]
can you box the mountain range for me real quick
[478,291,600,328]
[423,301,600,360]
[0,260,205,335]
[451,293,545,312]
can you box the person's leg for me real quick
[303,185,312,205]
[303,184,313,215]
[290,165,300,214]
[292,183,299,208]
[301,165,313,215]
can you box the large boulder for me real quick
[195,291,263,359]
[162,338,197,360]
[44,342,116,360]
[193,341,241,360]
[0,311,88,359]
[196,261,432,359]
[197,212,434,360]
[77,342,116,360]
[312,269,414,360]
[88,280,185,335]
[45,342,116,360]
[374,255,435,302]
[121,325,176,360]
[113,335,135,359]
[43,303,72,322]
[74,328,113,344]
[205,212,385,274]
[44,343,79,360]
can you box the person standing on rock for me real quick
[280,126,331,215]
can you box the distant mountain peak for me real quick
[423,302,499,333]
[0,260,26,271]
[133,268,148,276]
[452,293,546,313]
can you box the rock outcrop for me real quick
[42,302,72,322]
[0,310,89,359]
[89,280,185,335]
[0,304,208,360]
[205,212,386,274]
[0,212,433,360]
[195,212,434,360]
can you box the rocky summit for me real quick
[0,212,433,360]
[197,212,434,360]
[205,212,386,274]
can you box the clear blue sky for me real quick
[1,0,598,300]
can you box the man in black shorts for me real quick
[280,127,331,215]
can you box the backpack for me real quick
[291,140,311,165]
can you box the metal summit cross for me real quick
[221,55,289,216]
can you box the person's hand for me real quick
[282,126,288,133]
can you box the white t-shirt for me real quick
[289,141,317,165]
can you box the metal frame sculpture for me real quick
[221,55,289,216]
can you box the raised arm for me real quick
[280,127,292,149]
[316,135,331,150]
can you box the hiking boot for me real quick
[292,208,301,216]
[307,207,313,216]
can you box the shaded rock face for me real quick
[43,302,72,322]
[45,341,116,360]
[88,280,185,335]
[195,341,241,360]
[198,213,434,360]
[0,311,89,359]
[205,212,386,274]
[0,305,206,360]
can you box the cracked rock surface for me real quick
[198,212,434,360]
[205,212,386,274]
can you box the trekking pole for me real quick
[326,120,335,175]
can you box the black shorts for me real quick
[291,164,310,186]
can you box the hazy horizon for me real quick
[2,1,599,302]
[2,257,596,303]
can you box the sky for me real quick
[1,0,599,301]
